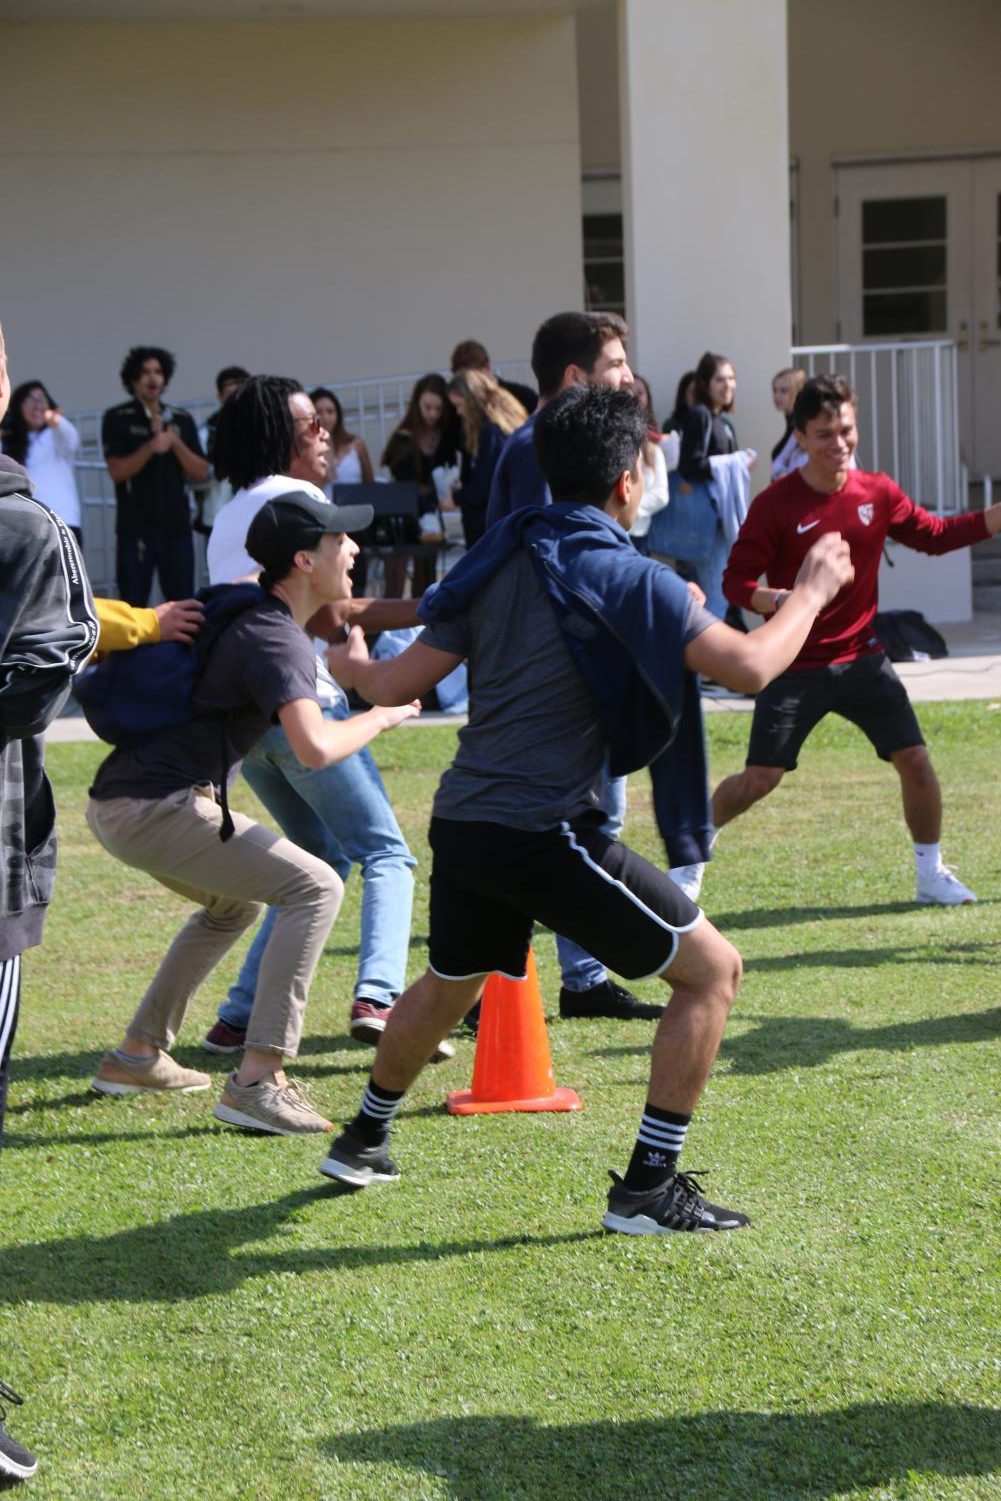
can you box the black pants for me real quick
[0,955,22,1151]
[116,531,195,607]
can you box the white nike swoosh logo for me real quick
[796,519,820,534]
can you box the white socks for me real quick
[913,841,942,872]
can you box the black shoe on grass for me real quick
[0,1381,37,1482]
[559,980,663,1022]
[602,1170,750,1235]
[319,1124,400,1188]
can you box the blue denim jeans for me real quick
[218,704,416,1025]
[555,770,627,991]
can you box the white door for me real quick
[836,156,1001,477]
[970,158,1001,476]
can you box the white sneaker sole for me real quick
[91,1078,210,1096]
[317,1156,399,1187]
[213,1102,333,1136]
[201,1037,243,1054]
[0,1450,38,1480]
[602,1210,713,1235]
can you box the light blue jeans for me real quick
[555,771,627,992]
[218,703,416,1025]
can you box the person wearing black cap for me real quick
[85,493,420,1138]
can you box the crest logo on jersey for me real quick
[858,503,874,526]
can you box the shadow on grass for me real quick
[598,1005,1001,1076]
[0,1190,596,1306]
[711,900,989,931]
[0,1124,217,1151]
[324,1404,1001,1501]
[745,940,998,973]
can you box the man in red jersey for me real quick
[712,373,1001,905]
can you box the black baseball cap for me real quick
[245,491,373,579]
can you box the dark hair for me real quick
[119,345,175,394]
[382,373,457,465]
[630,373,660,433]
[216,365,249,395]
[213,374,303,489]
[533,384,646,505]
[450,339,491,373]
[311,386,355,444]
[667,369,696,428]
[793,373,856,431]
[531,311,630,399]
[0,379,56,466]
[693,351,734,411]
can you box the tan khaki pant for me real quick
[86,786,343,1056]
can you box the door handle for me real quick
[978,319,1001,350]
[957,320,969,349]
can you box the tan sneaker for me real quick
[213,1072,334,1136]
[92,1050,211,1096]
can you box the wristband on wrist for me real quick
[771,590,789,613]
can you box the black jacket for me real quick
[0,459,98,957]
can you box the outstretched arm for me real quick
[278,696,420,769]
[686,532,854,692]
[327,626,463,705]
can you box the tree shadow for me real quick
[596,1005,1001,1076]
[710,900,986,931]
[745,939,998,973]
[0,1191,596,1307]
[324,1404,1001,1501]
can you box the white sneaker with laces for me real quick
[916,863,976,906]
[668,863,705,902]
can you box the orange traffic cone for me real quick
[446,948,583,1115]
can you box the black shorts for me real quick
[746,652,925,770]
[427,813,703,982]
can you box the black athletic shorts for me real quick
[746,652,925,770]
[427,812,703,982]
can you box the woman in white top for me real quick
[1,380,82,540]
[769,366,808,480]
[310,387,374,499]
[628,374,670,553]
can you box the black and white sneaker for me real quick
[0,1381,38,1481]
[318,1124,400,1188]
[602,1169,750,1235]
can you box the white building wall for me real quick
[618,0,791,488]
[0,17,582,410]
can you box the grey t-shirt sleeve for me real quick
[684,594,719,643]
[418,615,470,660]
[229,610,319,719]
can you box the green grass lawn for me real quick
[2,704,999,1500]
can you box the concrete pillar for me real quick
[618,0,791,487]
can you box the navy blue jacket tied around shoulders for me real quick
[418,503,713,867]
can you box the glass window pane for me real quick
[863,245,947,290]
[862,196,946,244]
[863,290,947,337]
[584,261,625,309]
[582,213,623,259]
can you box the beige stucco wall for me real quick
[578,0,1001,346]
[1,17,582,410]
[789,0,1001,342]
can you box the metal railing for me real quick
[790,340,962,515]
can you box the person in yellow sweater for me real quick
[92,596,203,656]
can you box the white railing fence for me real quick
[67,346,962,595]
[790,340,962,515]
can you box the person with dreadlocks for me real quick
[101,345,209,605]
[202,376,452,1061]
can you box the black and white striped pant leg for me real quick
[0,955,22,1151]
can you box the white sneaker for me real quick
[915,863,977,906]
[668,862,705,902]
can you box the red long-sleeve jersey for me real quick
[723,468,988,670]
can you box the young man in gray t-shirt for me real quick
[321,386,852,1237]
